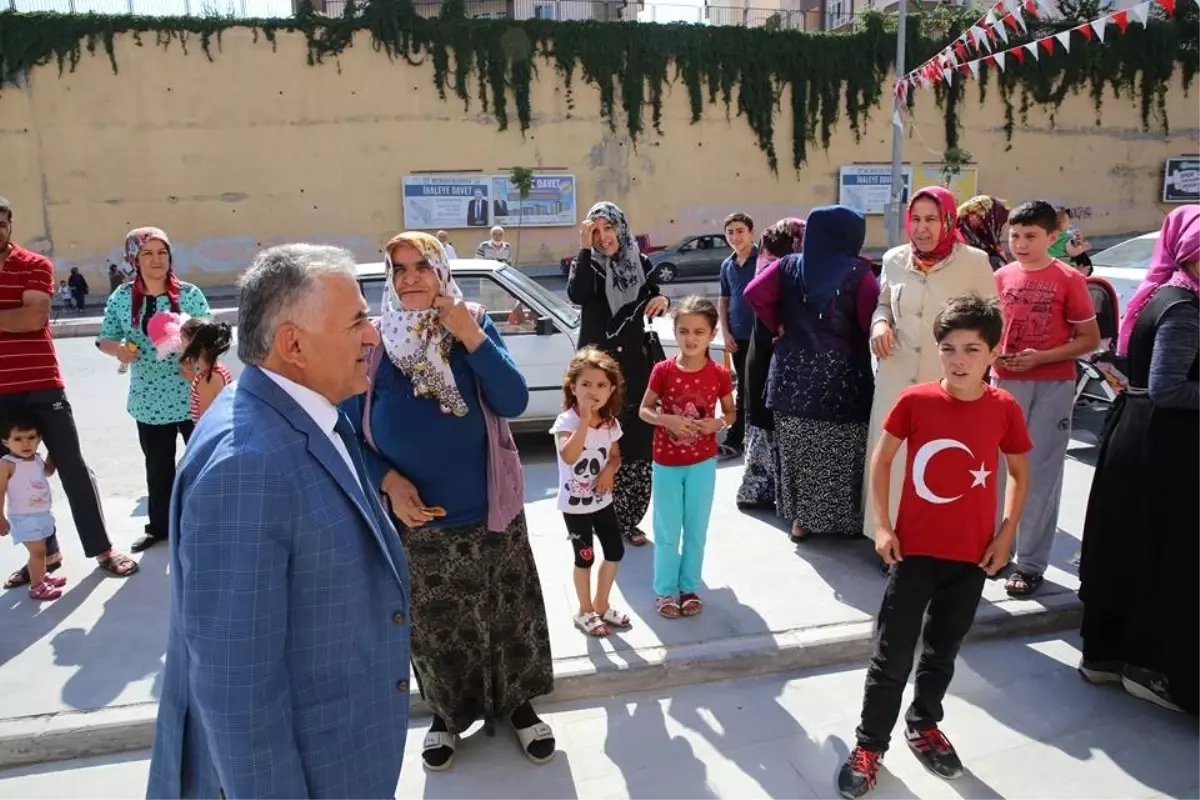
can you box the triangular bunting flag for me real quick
[1078,23,1093,41]
[943,68,954,85]
[1023,0,1039,15]
[995,22,1009,43]
[1035,0,1056,18]
[1003,13,1021,31]
[1025,40,1041,60]
[1013,11,1027,32]
[954,40,969,61]
[1039,35,1056,54]
[984,55,997,68]
[985,9,998,25]
[1130,1,1150,24]
[1113,9,1130,32]
[994,50,1006,71]
[1091,16,1107,41]
[1002,0,1021,13]
[1011,46,1025,64]
[969,59,980,79]
[1159,0,1176,16]
[1055,30,1071,52]
[893,108,903,129]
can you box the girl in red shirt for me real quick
[639,297,735,618]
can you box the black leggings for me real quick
[563,505,625,568]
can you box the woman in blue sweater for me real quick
[341,232,555,772]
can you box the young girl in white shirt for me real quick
[551,347,631,637]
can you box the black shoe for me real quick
[1122,667,1184,712]
[1078,659,1124,685]
[905,726,963,780]
[836,745,882,799]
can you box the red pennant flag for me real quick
[1003,13,1021,31]
[1113,9,1130,31]
[984,55,998,67]
[954,40,969,60]
[1078,23,1093,40]
[987,25,999,44]
[1023,0,1039,15]
[1039,35,1056,54]
[1010,46,1025,63]
[1159,0,1176,15]
[959,64,971,75]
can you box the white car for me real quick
[356,260,724,432]
[1089,231,1158,313]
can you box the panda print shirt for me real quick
[550,409,623,514]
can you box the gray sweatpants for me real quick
[995,378,1075,575]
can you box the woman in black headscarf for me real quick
[567,202,669,547]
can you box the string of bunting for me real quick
[892,0,1190,115]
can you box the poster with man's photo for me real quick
[490,174,577,228]
[402,175,492,229]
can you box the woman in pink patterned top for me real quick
[178,317,233,422]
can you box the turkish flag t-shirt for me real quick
[883,381,1032,564]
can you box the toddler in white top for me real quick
[0,415,66,601]
[551,347,631,638]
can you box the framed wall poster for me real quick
[402,174,493,230]
[490,174,577,227]
[1162,158,1200,204]
[839,165,913,215]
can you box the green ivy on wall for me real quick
[0,0,1195,174]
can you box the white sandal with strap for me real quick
[514,721,556,765]
[422,730,459,772]
[598,607,631,628]
[574,612,609,637]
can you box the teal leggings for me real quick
[651,458,717,598]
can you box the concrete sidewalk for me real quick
[0,424,1100,769]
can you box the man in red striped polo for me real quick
[0,196,138,584]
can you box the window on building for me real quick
[533,3,557,18]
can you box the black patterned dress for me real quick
[768,259,878,535]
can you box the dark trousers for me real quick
[727,338,749,450]
[0,388,111,558]
[855,556,986,752]
[138,420,194,540]
[71,289,85,311]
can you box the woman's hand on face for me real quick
[579,220,596,249]
[382,470,434,528]
[870,320,895,359]
[435,296,485,347]
[645,296,669,318]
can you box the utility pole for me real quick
[884,0,908,247]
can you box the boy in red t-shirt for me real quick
[837,295,1032,799]
[639,296,735,620]
[994,200,1100,598]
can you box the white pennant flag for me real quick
[1055,30,1072,52]
[1013,12,1027,32]
[985,9,998,25]
[1035,0,1056,17]
[1130,1,1150,24]
[995,22,1009,43]
[893,108,903,129]
[1090,16,1107,42]
[994,50,1006,72]
[1025,41,1040,60]
[943,68,954,85]
[971,25,989,50]
[969,59,980,79]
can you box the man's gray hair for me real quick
[237,244,358,365]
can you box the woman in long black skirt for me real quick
[1078,204,1199,715]
[736,217,806,510]
[567,202,669,546]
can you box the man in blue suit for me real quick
[148,244,412,800]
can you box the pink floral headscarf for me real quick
[1117,205,1200,356]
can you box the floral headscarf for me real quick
[956,195,1010,265]
[1117,205,1200,356]
[756,217,806,273]
[585,201,645,315]
[125,227,181,329]
[906,187,962,272]
[379,232,471,417]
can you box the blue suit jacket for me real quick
[147,366,412,800]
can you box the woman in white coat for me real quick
[863,186,998,539]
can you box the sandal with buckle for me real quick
[5,559,63,589]
[29,581,63,601]
[513,721,556,765]
[1005,571,1043,597]
[679,593,703,617]
[574,612,610,637]
[597,607,631,629]
[421,730,459,772]
[655,595,680,619]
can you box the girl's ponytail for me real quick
[180,317,233,367]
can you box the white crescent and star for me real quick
[912,438,991,505]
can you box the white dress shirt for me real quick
[261,368,361,490]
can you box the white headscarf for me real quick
[586,201,645,315]
[378,232,470,417]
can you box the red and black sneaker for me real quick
[905,726,964,779]
[836,745,882,799]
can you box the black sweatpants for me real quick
[727,338,749,451]
[0,388,110,558]
[855,556,987,752]
[563,505,625,568]
[138,420,194,540]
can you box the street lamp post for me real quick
[885,0,908,248]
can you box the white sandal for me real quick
[597,607,631,628]
[514,721,556,765]
[421,730,459,772]
[574,612,609,637]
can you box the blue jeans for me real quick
[652,458,717,597]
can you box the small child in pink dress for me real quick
[179,317,234,423]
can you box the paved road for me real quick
[1,634,1195,799]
